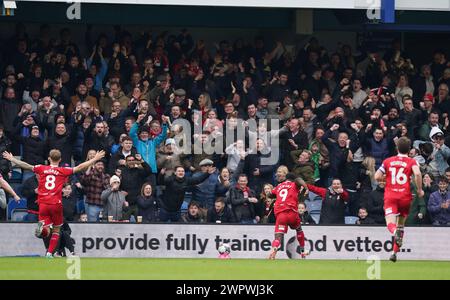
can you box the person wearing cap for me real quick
[13,123,46,182]
[418,110,443,141]
[156,138,181,178]
[191,158,220,210]
[419,93,437,120]
[101,175,129,221]
[414,127,450,178]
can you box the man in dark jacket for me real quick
[82,121,114,160]
[226,174,260,224]
[207,197,235,223]
[279,118,309,167]
[159,165,213,222]
[245,139,274,195]
[306,179,349,224]
[46,122,77,166]
[15,125,46,182]
[120,154,151,221]
[108,136,137,175]
[366,182,386,224]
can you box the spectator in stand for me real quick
[159,165,213,222]
[20,174,39,222]
[279,118,308,167]
[418,111,443,142]
[156,138,182,178]
[428,177,450,225]
[306,178,349,224]
[191,159,219,210]
[356,207,376,225]
[137,183,159,223]
[130,115,169,187]
[46,122,78,166]
[108,136,136,174]
[226,174,261,224]
[206,197,235,224]
[120,154,151,221]
[260,183,275,224]
[400,96,422,139]
[80,159,110,222]
[351,78,367,109]
[435,83,450,116]
[298,202,316,225]
[365,181,386,225]
[290,149,315,184]
[245,139,274,195]
[414,127,450,178]
[101,175,129,222]
[182,201,205,223]
[394,74,413,110]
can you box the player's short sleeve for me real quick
[271,186,278,195]
[377,161,386,174]
[59,167,74,176]
[32,165,43,175]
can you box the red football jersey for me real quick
[272,180,301,215]
[379,154,418,200]
[32,165,73,205]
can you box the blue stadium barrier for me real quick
[11,209,28,221]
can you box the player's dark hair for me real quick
[397,137,411,154]
[437,177,448,184]
[215,197,226,204]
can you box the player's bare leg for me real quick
[295,225,309,258]
[46,225,61,258]
[269,233,283,259]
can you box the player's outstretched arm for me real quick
[0,176,21,201]
[2,152,34,171]
[73,151,106,174]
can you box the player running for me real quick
[374,137,423,262]
[3,149,105,258]
[269,167,309,260]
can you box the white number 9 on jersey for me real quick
[279,189,288,202]
[45,175,56,190]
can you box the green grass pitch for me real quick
[1,258,450,280]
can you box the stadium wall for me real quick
[1,223,449,260]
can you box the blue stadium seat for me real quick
[11,209,28,221]
[345,216,359,225]
[7,198,27,220]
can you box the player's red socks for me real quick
[387,223,397,235]
[47,232,60,254]
[271,239,281,250]
[296,230,305,248]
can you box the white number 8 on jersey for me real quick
[45,175,56,190]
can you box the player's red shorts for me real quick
[274,210,301,234]
[384,197,412,218]
[38,203,63,227]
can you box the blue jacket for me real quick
[87,57,108,92]
[428,190,450,225]
[191,171,219,209]
[130,122,168,173]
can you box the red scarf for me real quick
[149,127,162,139]
[236,184,250,196]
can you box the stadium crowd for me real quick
[0,24,450,226]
